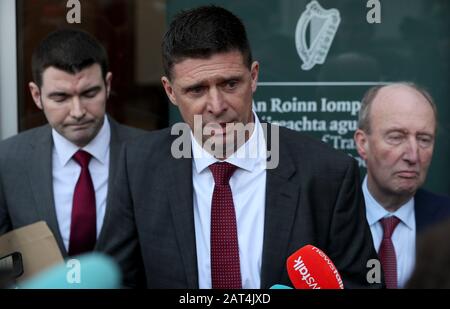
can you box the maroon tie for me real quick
[378,216,400,289]
[68,150,97,256]
[209,162,242,289]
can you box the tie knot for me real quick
[209,162,237,185]
[380,216,400,239]
[73,150,92,168]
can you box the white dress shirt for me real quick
[52,117,110,251]
[192,113,267,289]
[363,176,416,288]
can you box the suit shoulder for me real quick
[416,189,450,208]
[120,128,174,172]
[415,189,450,232]
[109,118,148,139]
[116,124,147,138]
[125,127,173,152]
[0,125,49,156]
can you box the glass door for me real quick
[16,0,168,132]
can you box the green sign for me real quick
[168,0,450,195]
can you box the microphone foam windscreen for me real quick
[286,245,344,289]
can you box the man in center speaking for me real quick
[103,6,381,289]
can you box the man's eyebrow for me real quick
[386,129,405,133]
[47,91,68,98]
[182,82,205,91]
[47,85,102,97]
[385,127,407,133]
[218,75,243,83]
[384,128,435,136]
[81,86,102,94]
[182,75,243,91]
[416,131,435,137]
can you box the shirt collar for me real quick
[52,116,111,166]
[191,112,267,174]
[363,175,415,230]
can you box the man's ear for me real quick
[161,76,177,106]
[354,129,369,160]
[29,82,43,110]
[250,61,259,93]
[105,72,113,99]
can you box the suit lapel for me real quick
[107,118,120,191]
[167,150,198,288]
[96,118,119,248]
[260,126,299,288]
[28,126,67,255]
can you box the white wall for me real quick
[0,0,18,140]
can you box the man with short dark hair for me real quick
[104,6,380,289]
[0,29,145,258]
[354,82,450,288]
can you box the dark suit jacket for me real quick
[415,189,450,234]
[0,117,145,256]
[103,124,381,289]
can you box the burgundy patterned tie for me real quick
[68,150,97,256]
[209,162,242,289]
[378,216,400,289]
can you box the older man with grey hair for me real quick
[354,82,450,289]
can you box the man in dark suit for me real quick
[104,5,380,288]
[354,83,450,288]
[0,29,144,257]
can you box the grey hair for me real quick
[358,82,438,134]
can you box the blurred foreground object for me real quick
[0,221,63,286]
[407,219,450,288]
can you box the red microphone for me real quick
[286,245,344,289]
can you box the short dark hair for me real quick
[358,82,438,134]
[32,28,109,88]
[162,5,252,80]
